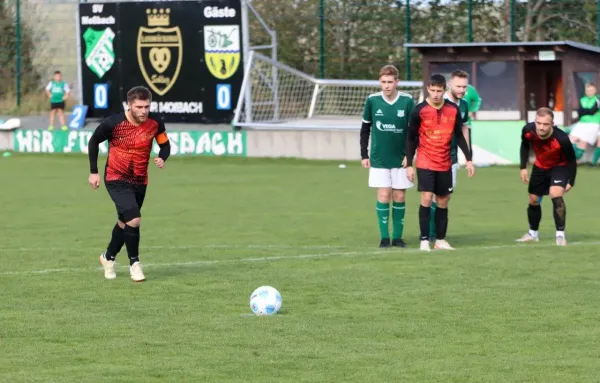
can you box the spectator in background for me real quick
[45,70,70,131]
[569,82,600,164]
[463,84,481,120]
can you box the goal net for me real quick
[232,51,424,130]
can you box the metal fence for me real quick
[0,0,597,113]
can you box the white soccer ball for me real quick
[249,285,282,316]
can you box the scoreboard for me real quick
[77,0,244,123]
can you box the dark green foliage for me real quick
[250,0,598,80]
[0,0,42,97]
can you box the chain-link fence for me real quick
[1,0,597,113]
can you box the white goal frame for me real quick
[232,51,424,130]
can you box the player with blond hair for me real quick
[360,65,415,248]
[517,107,577,246]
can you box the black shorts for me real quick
[50,102,65,110]
[528,165,569,196]
[417,168,453,196]
[105,180,147,222]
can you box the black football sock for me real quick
[124,224,141,266]
[551,197,566,231]
[105,223,125,261]
[435,207,449,240]
[419,204,431,241]
[527,204,542,231]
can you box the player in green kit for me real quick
[360,65,415,248]
[429,69,471,241]
[569,82,600,164]
[463,84,481,122]
[45,70,71,131]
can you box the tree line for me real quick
[249,0,597,80]
[0,0,42,100]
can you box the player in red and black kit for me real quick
[405,74,475,252]
[87,86,171,282]
[517,107,577,246]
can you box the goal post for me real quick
[232,51,424,130]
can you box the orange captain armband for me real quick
[155,132,169,145]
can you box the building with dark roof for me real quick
[405,40,600,126]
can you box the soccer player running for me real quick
[517,107,577,246]
[405,74,475,252]
[360,65,415,248]
[87,86,171,281]
[429,69,471,240]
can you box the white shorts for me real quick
[452,163,459,188]
[368,167,414,189]
[570,122,599,145]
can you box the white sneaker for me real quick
[434,239,455,250]
[556,236,567,246]
[99,252,116,280]
[420,240,431,252]
[516,232,539,242]
[129,261,145,282]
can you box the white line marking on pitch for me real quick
[0,244,346,253]
[1,240,599,277]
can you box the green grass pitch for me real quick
[1,154,600,382]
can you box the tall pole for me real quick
[241,0,252,123]
[318,0,325,79]
[405,0,411,80]
[16,0,22,107]
[597,0,600,46]
[467,0,473,42]
[510,0,516,42]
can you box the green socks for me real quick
[593,147,600,165]
[429,202,437,239]
[376,201,390,239]
[392,202,406,240]
[377,201,407,240]
[571,144,600,164]
[573,144,585,160]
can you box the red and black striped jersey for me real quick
[406,99,472,171]
[90,113,169,185]
[520,122,577,185]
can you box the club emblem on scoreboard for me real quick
[137,8,182,96]
[204,25,240,80]
[83,27,116,79]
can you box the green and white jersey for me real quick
[579,95,600,124]
[445,93,470,165]
[46,80,70,104]
[362,91,414,169]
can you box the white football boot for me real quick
[99,252,116,280]
[516,230,539,242]
[434,239,455,250]
[130,261,145,282]
[420,240,431,252]
[556,232,567,246]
